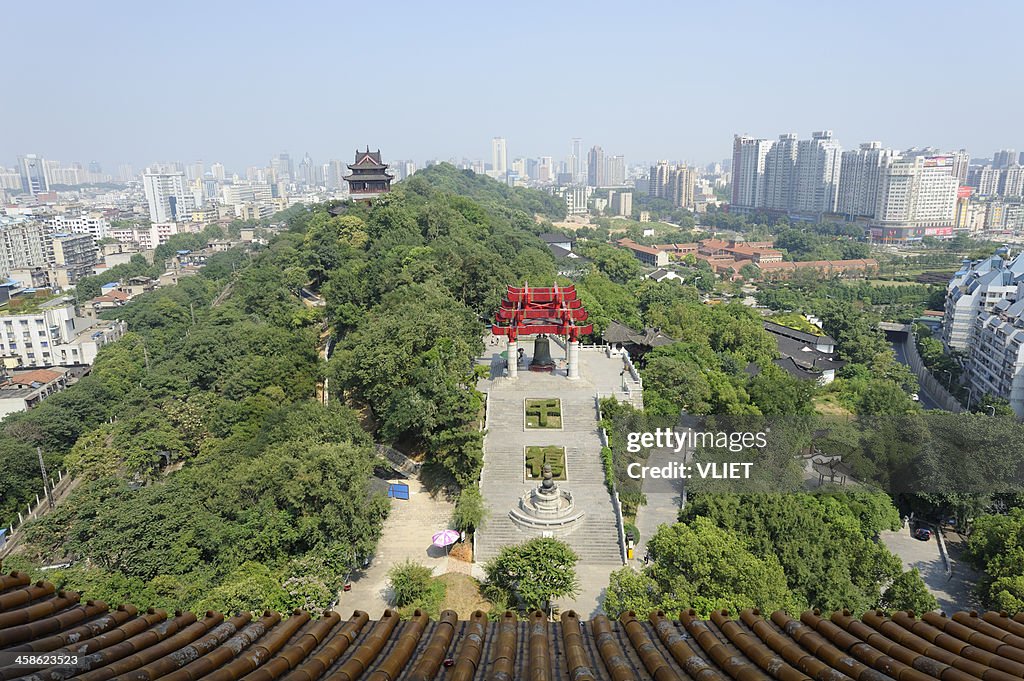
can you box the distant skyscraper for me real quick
[491,137,508,176]
[118,164,135,183]
[88,160,102,174]
[587,146,604,187]
[298,152,315,186]
[993,149,1017,169]
[951,149,970,185]
[649,162,671,198]
[210,162,226,181]
[764,133,798,211]
[605,155,625,185]
[18,154,49,195]
[142,169,196,222]
[570,138,583,183]
[731,135,772,210]
[187,160,205,181]
[271,153,293,182]
[837,142,894,218]
[794,130,842,214]
[538,156,554,183]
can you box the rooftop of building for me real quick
[603,319,676,348]
[763,320,835,346]
[1,572,1022,681]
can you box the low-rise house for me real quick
[0,367,71,419]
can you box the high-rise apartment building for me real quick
[587,146,604,187]
[491,137,507,176]
[18,155,50,195]
[951,149,970,185]
[569,139,583,183]
[941,251,1024,350]
[968,293,1024,418]
[47,233,97,287]
[999,165,1024,198]
[731,135,773,210]
[0,220,47,275]
[763,133,798,211]
[993,149,1017,169]
[837,142,894,218]
[871,154,958,241]
[270,153,293,182]
[142,169,196,223]
[793,131,842,214]
[605,155,625,186]
[667,166,695,210]
[649,162,671,199]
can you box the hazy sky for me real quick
[2,0,1022,172]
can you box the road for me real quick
[880,524,981,613]
[890,341,943,411]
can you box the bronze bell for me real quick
[529,335,555,372]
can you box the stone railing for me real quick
[1,470,72,559]
[596,394,627,565]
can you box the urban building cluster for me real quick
[731,131,1024,242]
[941,249,1024,417]
[731,131,963,242]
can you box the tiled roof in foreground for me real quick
[3,571,1024,680]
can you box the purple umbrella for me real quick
[432,529,460,554]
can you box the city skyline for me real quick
[3,0,1024,170]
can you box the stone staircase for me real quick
[476,378,623,565]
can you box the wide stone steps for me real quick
[475,512,623,564]
[476,356,635,569]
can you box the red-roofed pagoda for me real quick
[343,147,393,201]
[491,283,592,379]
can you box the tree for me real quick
[452,486,487,532]
[643,517,794,617]
[604,567,659,618]
[483,538,579,612]
[880,569,938,613]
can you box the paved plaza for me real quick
[880,524,981,613]
[335,478,456,618]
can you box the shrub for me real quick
[388,560,434,608]
[601,446,615,492]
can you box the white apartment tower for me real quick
[793,131,842,214]
[871,155,958,241]
[941,251,1024,350]
[837,142,895,218]
[142,169,196,223]
[731,135,773,210]
[491,137,508,175]
[764,133,798,211]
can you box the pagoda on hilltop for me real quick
[343,147,394,201]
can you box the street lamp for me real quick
[987,405,996,417]
[966,388,974,412]
[941,370,952,389]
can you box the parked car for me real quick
[913,527,932,541]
